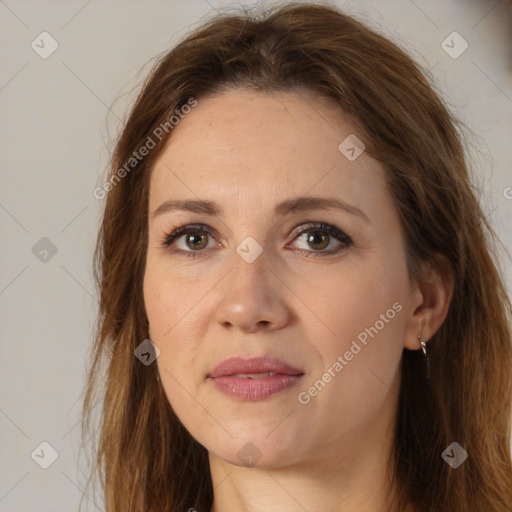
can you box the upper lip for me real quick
[208,356,304,378]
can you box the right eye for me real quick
[160,223,219,258]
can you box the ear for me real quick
[403,257,454,350]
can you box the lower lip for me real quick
[208,374,303,401]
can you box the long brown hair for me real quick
[81,2,512,511]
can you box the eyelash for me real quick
[159,222,353,259]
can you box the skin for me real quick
[143,89,452,512]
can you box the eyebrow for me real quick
[151,195,370,223]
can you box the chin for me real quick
[207,434,298,469]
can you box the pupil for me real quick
[308,232,329,250]
[187,232,207,250]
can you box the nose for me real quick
[214,249,289,333]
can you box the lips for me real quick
[207,356,304,401]
[208,356,304,378]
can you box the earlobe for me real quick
[403,259,454,351]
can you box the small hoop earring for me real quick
[418,333,431,379]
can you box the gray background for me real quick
[1,0,511,510]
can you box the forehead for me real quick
[148,89,388,218]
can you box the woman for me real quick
[82,2,512,511]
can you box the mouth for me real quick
[228,372,282,379]
[207,356,304,401]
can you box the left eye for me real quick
[293,222,353,256]
[160,222,353,258]
[290,222,352,253]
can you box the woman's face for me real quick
[144,89,419,469]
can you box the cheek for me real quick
[144,264,207,369]
[144,277,203,424]
[144,260,195,337]
[309,252,408,390]
[317,261,405,341]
